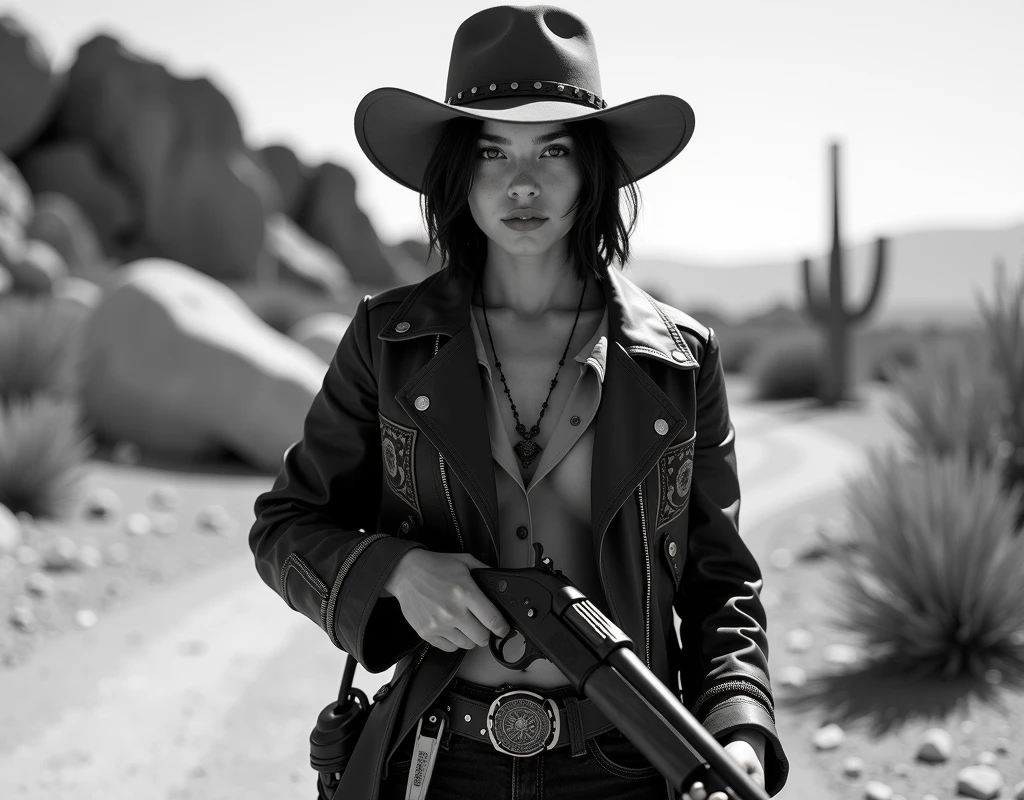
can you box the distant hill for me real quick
[628,221,1024,328]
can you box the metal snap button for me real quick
[668,541,677,557]
[395,321,410,333]
[671,350,687,362]
[516,525,529,540]
[570,415,581,426]
[464,714,472,722]
[374,682,391,700]
[414,395,430,411]
[399,520,410,534]
[654,419,669,435]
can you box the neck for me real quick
[477,248,604,318]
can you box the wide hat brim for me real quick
[354,87,695,193]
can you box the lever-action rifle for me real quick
[470,542,771,800]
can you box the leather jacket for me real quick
[248,265,791,797]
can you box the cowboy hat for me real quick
[354,4,696,192]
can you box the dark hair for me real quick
[419,115,642,284]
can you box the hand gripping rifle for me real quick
[470,542,770,800]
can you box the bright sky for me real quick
[8,0,1024,264]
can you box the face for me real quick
[467,120,583,259]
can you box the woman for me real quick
[249,6,790,800]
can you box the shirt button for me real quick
[516,525,529,540]
[668,541,678,557]
[570,415,581,426]
[395,321,410,333]
[414,395,430,411]
[654,418,669,435]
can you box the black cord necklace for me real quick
[478,274,589,469]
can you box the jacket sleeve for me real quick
[674,328,791,797]
[248,295,428,674]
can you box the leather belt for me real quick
[438,686,616,758]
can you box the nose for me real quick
[508,167,540,199]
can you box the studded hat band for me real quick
[446,79,608,110]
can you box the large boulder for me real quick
[0,16,62,157]
[79,258,328,471]
[17,140,140,256]
[257,144,313,220]
[0,152,33,227]
[26,192,113,285]
[299,161,401,286]
[287,312,352,364]
[262,212,352,297]
[54,35,274,281]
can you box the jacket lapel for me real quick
[590,268,698,552]
[381,272,502,562]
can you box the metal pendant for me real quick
[513,439,541,468]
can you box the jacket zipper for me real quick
[324,532,390,647]
[434,334,465,552]
[636,484,652,670]
[691,679,777,724]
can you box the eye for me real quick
[545,144,571,158]
[477,147,503,160]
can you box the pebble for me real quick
[785,628,814,653]
[148,485,181,511]
[25,571,56,597]
[977,751,997,766]
[891,762,910,777]
[994,738,1011,756]
[778,665,807,688]
[769,548,793,570]
[811,723,845,751]
[196,505,237,536]
[16,544,40,567]
[956,764,1003,800]
[42,536,79,570]
[84,487,121,520]
[75,609,98,629]
[152,513,178,537]
[125,512,152,536]
[76,544,103,569]
[824,643,859,666]
[841,756,864,778]
[916,728,954,763]
[104,543,129,566]
[111,441,142,465]
[864,780,893,800]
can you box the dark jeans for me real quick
[379,678,675,800]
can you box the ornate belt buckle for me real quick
[485,689,561,757]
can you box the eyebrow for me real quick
[477,130,573,145]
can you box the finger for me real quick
[463,590,511,638]
[688,781,705,799]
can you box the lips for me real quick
[502,209,547,221]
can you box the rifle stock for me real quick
[469,542,769,800]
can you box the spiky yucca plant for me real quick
[976,258,1024,494]
[887,335,1003,466]
[825,447,1024,680]
[0,295,87,404]
[0,396,94,518]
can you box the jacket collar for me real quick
[379,266,698,369]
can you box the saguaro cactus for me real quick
[801,141,888,405]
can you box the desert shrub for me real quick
[887,335,1002,466]
[0,295,86,404]
[715,327,761,374]
[0,396,94,518]
[747,331,823,400]
[826,447,1024,680]
[869,340,919,383]
[976,260,1024,493]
